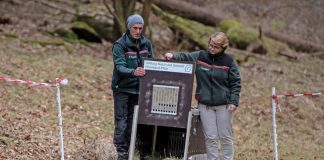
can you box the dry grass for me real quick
[0,35,116,159]
[235,54,324,159]
[1,33,323,159]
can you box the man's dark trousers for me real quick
[113,91,138,160]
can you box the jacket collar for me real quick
[208,50,225,58]
[124,32,147,47]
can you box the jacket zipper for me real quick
[210,56,214,102]
[135,41,141,66]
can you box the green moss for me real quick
[220,19,242,32]
[227,26,259,49]
[173,16,216,37]
[72,21,98,36]
[220,19,259,49]
[78,39,91,46]
[262,37,292,55]
[74,5,80,15]
[153,5,217,49]
[52,28,78,40]
[64,44,74,54]
[22,39,65,46]
[170,16,216,49]
[73,3,114,40]
[270,20,285,32]
[46,28,96,47]
[4,33,18,38]
[75,15,114,41]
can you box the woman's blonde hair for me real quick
[209,32,229,49]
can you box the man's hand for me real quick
[227,104,237,112]
[164,53,173,60]
[133,67,146,77]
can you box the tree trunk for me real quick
[153,0,324,53]
[153,0,226,26]
[264,31,324,52]
[113,0,136,37]
[103,0,136,39]
[141,0,153,34]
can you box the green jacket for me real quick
[173,50,241,106]
[111,33,154,94]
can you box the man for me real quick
[111,14,154,160]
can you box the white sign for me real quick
[144,60,193,74]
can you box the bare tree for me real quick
[103,0,136,39]
[103,0,153,40]
[141,0,153,34]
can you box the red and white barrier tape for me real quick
[0,76,68,88]
[272,91,324,104]
[0,76,67,160]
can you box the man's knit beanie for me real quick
[126,14,144,29]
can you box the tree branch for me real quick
[102,0,121,26]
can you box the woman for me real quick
[165,32,241,160]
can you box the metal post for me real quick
[56,85,65,160]
[272,87,278,160]
[129,105,139,160]
[183,110,193,160]
[152,125,158,156]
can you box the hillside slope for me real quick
[1,24,323,160]
[1,0,323,160]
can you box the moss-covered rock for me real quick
[75,15,114,41]
[220,19,259,49]
[72,21,98,36]
[71,21,102,43]
[247,39,267,55]
[220,19,242,33]
[262,37,292,55]
[227,26,258,49]
[52,28,79,41]
[152,5,217,50]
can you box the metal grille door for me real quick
[151,84,179,115]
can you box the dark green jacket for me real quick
[111,33,154,94]
[173,50,241,106]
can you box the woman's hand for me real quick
[164,53,173,60]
